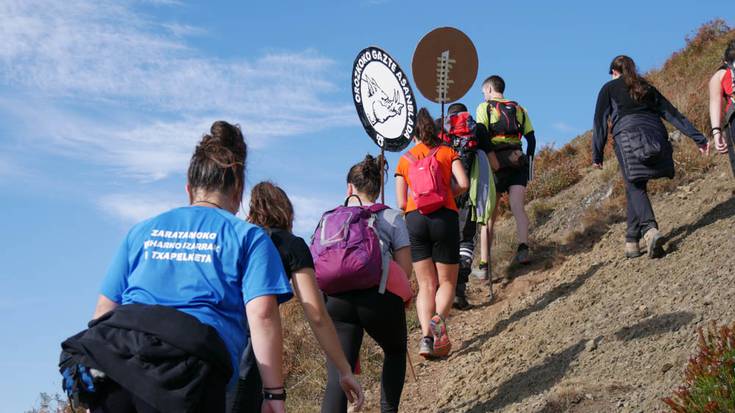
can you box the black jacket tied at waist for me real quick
[61,303,233,413]
[613,113,675,182]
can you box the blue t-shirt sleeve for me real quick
[242,228,293,304]
[100,233,131,303]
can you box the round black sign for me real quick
[352,47,416,152]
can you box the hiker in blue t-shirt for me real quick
[78,121,292,413]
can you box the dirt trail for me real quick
[362,158,735,412]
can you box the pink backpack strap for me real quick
[427,146,441,158]
[402,151,418,164]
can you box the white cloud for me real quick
[290,195,337,237]
[99,190,334,240]
[0,0,355,181]
[552,122,578,134]
[98,192,182,224]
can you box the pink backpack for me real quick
[403,147,447,214]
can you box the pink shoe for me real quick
[430,314,451,357]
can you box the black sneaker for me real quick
[453,295,471,310]
[515,244,531,265]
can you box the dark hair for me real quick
[248,181,294,231]
[724,39,735,67]
[609,55,651,103]
[447,102,467,115]
[188,120,247,199]
[415,107,441,147]
[347,154,386,201]
[482,75,505,94]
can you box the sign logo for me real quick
[352,47,416,152]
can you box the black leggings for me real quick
[322,288,407,413]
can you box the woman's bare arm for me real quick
[92,295,119,319]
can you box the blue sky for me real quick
[0,0,730,410]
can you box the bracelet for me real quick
[711,127,722,133]
[263,389,287,401]
[263,386,284,391]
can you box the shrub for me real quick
[663,321,735,413]
[648,19,735,134]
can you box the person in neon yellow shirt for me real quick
[474,75,537,282]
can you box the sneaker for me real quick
[453,295,471,310]
[643,228,663,258]
[430,314,452,357]
[418,336,434,359]
[515,244,531,265]
[472,261,489,280]
[625,241,642,259]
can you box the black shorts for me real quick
[405,208,460,264]
[495,166,529,194]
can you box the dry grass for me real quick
[647,19,735,135]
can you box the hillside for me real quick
[395,153,735,413]
[278,20,735,412]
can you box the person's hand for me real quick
[714,131,728,154]
[262,399,285,413]
[592,163,603,169]
[339,372,364,411]
[699,141,711,156]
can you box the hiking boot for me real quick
[643,228,664,258]
[430,314,452,357]
[418,336,434,359]
[625,241,642,259]
[515,244,531,265]
[453,295,471,311]
[472,261,489,280]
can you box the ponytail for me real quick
[609,55,651,103]
[346,154,386,201]
[414,107,441,147]
[188,120,247,198]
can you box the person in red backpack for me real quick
[319,155,412,413]
[436,102,494,310]
[709,40,735,155]
[395,108,469,359]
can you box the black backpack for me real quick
[486,100,525,139]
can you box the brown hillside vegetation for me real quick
[280,21,735,412]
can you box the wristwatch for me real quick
[263,389,287,401]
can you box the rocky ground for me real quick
[356,157,735,412]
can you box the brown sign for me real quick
[412,27,478,104]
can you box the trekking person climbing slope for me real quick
[313,155,412,413]
[593,55,709,258]
[396,108,469,358]
[228,182,364,413]
[475,75,537,277]
[436,102,495,309]
[60,121,291,413]
[708,40,735,156]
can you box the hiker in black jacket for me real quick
[593,55,709,259]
